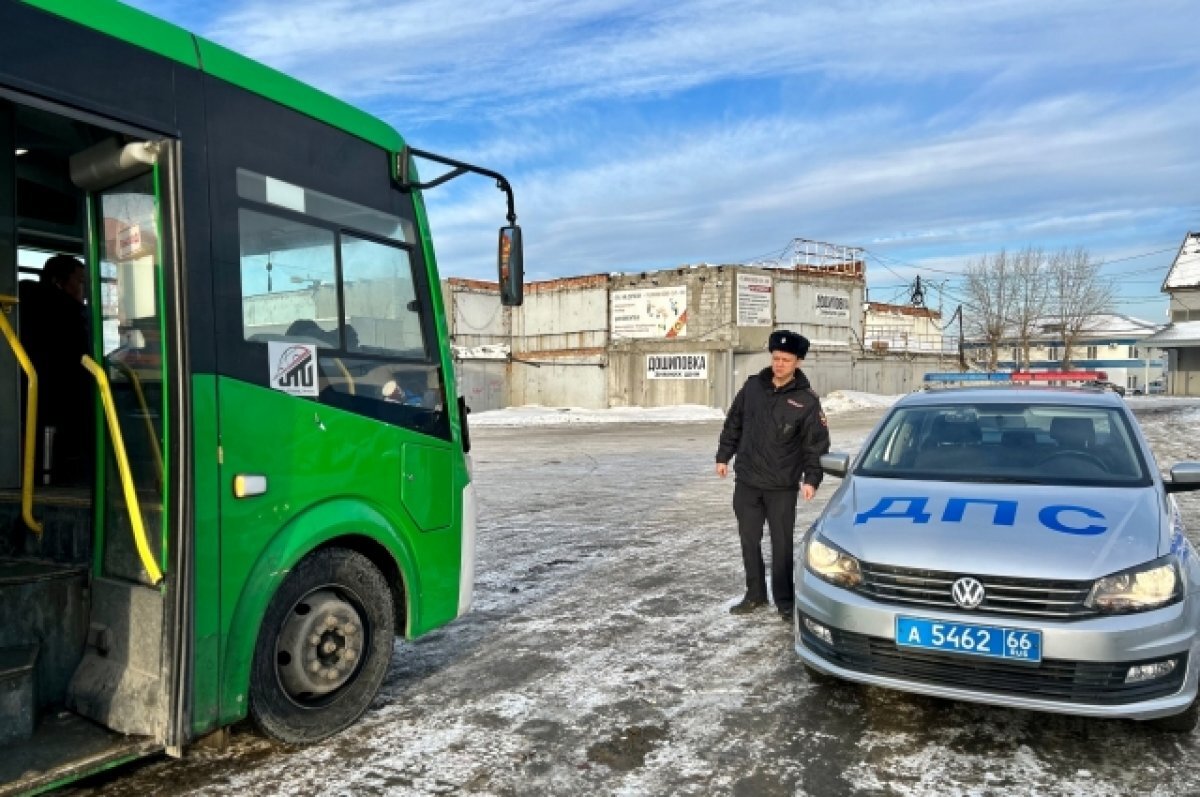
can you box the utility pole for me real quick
[956,305,966,371]
[910,276,926,308]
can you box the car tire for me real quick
[1148,699,1200,734]
[249,547,396,744]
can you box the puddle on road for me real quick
[586,723,669,771]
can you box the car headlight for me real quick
[805,535,862,588]
[1087,556,1182,614]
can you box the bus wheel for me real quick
[249,548,396,744]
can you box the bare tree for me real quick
[1046,247,1113,368]
[1010,247,1050,370]
[963,249,1013,369]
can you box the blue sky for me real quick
[128,0,1199,322]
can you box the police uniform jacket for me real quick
[716,367,831,491]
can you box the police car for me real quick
[794,386,1200,730]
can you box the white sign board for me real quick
[268,341,319,396]
[611,286,688,339]
[646,353,708,380]
[815,291,851,320]
[736,273,773,327]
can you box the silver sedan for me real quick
[794,387,1200,730]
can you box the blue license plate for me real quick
[895,616,1042,663]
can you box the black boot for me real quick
[729,596,768,615]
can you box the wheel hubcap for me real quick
[276,589,367,702]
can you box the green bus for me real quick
[0,1,523,792]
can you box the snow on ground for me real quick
[470,390,902,427]
[470,404,725,426]
[820,390,904,414]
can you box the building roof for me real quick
[865,302,941,319]
[1163,232,1200,290]
[965,312,1162,346]
[1140,320,1200,348]
[1018,313,1161,339]
[1070,313,1161,336]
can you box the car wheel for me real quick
[1148,699,1199,733]
[249,548,396,744]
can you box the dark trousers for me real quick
[733,482,799,608]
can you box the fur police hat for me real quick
[768,329,809,359]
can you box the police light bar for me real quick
[923,370,1108,384]
[1011,370,1107,382]
[923,372,1011,383]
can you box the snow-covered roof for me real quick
[1164,232,1200,290]
[1071,313,1161,336]
[1021,312,1161,338]
[1140,320,1200,348]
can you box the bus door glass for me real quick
[93,169,166,583]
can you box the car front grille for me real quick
[800,619,1186,705]
[858,562,1097,619]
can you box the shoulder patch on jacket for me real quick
[819,410,828,427]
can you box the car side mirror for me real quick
[1165,462,1200,493]
[820,452,851,478]
[499,225,523,307]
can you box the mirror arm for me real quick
[399,146,518,225]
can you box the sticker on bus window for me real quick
[268,341,319,397]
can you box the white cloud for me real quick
[124,0,1199,316]
[425,80,1199,284]
[195,0,1200,115]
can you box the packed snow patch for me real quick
[469,404,725,426]
[469,391,905,427]
[820,389,904,414]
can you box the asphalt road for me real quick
[66,404,1200,796]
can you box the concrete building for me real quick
[446,244,961,411]
[863,302,955,355]
[1140,231,1200,395]
[962,313,1165,392]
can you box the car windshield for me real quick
[856,402,1152,486]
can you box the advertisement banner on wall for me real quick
[736,273,773,326]
[646,353,708,379]
[815,291,851,320]
[611,286,688,338]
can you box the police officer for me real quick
[715,330,830,622]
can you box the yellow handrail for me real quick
[108,358,164,485]
[332,357,355,395]
[0,294,42,535]
[80,354,163,585]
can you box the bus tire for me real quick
[249,547,396,744]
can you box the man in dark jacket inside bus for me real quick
[715,330,831,622]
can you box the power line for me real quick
[865,243,1178,281]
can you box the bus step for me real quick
[0,644,38,745]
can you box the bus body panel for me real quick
[23,0,200,67]
[189,374,222,736]
[213,377,465,726]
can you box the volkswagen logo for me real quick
[951,577,986,610]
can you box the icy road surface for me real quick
[68,399,1200,797]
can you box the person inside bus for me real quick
[18,254,93,485]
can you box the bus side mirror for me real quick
[499,225,524,307]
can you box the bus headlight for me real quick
[805,535,862,589]
[1087,557,1182,614]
